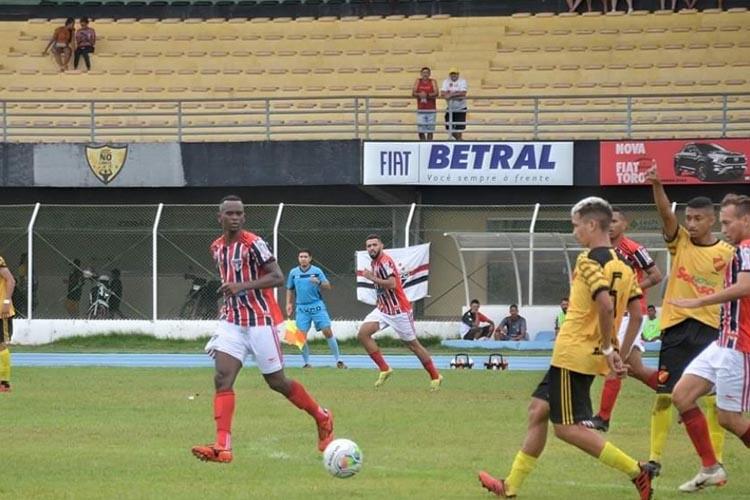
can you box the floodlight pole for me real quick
[528,203,540,306]
[151,203,164,322]
[26,203,41,320]
[273,203,285,302]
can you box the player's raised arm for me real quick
[646,166,679,240]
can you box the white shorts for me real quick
[363,309,417,342]
[683,342,750,412]
[617,314,645,355]
[205,321,284,374]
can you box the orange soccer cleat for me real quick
[478,471,514,497]
[191,444,233,463]
[316,409,335,452]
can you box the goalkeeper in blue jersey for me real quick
[286,249,346,369]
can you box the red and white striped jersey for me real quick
[615,235,656,314]
[719,239,750,353]
[371,251,412,315]
[210,230,282,327]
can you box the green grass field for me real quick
[2,367,748,499]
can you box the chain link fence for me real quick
[5,202,726,322]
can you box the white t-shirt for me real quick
[441,77,468,111]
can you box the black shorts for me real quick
[657,318,718,394]
[462,325,492,340]
[531,368,551,401]
[548,366,595,425]
[445,111,467,131]
[1,316,13,344]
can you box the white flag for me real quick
[356,243,430,305]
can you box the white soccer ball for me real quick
[323,438,363,479]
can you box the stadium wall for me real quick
[11,305,560,345]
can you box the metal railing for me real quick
[2,92,749,142]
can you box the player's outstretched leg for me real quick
[0,344,11,392]
[301,341,312,368]
[672,374,726,492]
[192,351,241,463]
[264,369,334,452]
[404,339,442,391]
[553,424,656,500]
[649,394,673,473]
[479,396,549,497]
[584,376,620,432]
[358,321,393,386]
[321,327,346,369]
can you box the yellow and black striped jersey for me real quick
[551,247,642,376]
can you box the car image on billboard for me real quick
[673,142,747,182]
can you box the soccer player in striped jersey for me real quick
[357,234,442,391]
[645,167,734,478]
[191,196,334,463]
[669,193,750,492]
[479,197,656,500]
[584,207,663,432]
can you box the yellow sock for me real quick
[505,450,538,496]
[703,395,725,463]
[0,348,10,383]
[650,394,673,462]
[598,442,640,478]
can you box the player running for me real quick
[0,254,16,393]
[584,207,662,432]
[479,197,656,500]
[191,196,334,463]
[285,249,346,369]
[357,234,442,391]
[668,193,750,492]
[645,167,734,477]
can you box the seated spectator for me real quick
[554,297,569,337]
[74,17,96,71]
[43,17,74,72]
[641,304,661,342]
[460,299,495,340]
[494,304,528,341]
[610,0,634,13]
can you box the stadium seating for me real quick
[0,9,748,141]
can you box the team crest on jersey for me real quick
[713,257,726,272]
[232,258,243,271]
[85,144,128,185]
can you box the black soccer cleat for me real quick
[581,415,609,432]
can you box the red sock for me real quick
[287,380,326,423]
[214,389,235,449]
[369,350,390,372]
[644,370,659,391]
[421,359,440,380]
[741,426,750,448]
[681,407,718,467]
[598,378,622,420]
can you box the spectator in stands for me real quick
[567,0,607,13]
[554,297,569,337]
[108,268,125,319]
[64,258,85,318]
[641,304,661,342]
[440,68,468,141]
[610,0,634,12]
[494,304,528,341]
[412,67,438,141]
[460,299,495,340]
[74,17,96,72]
[43,17,75,72]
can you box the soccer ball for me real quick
[323,438,363,478]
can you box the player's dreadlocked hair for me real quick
[571,196,613,231]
